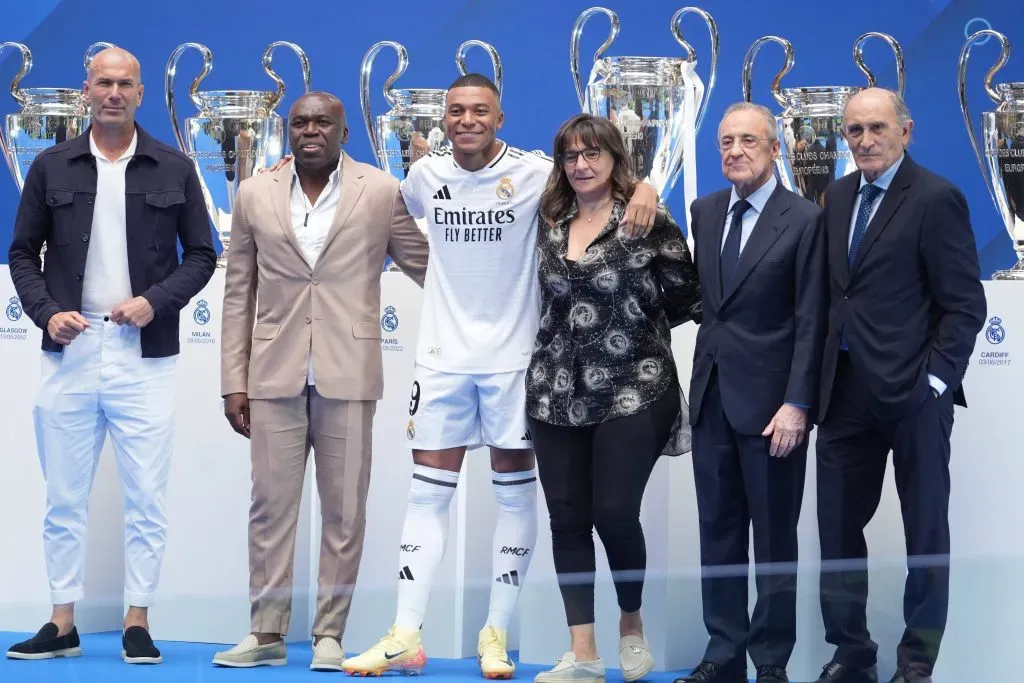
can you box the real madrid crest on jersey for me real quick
[407,419,416,440]
[496,176,516,201]
[193,299,211,325]
[5,296,22,322]
[986,316,1005,344]
[381,305,399,333]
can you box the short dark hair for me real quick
[448,73,499,96]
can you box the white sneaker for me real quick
[618,635,654,682]
[310,636,345,671]
[478,625,515,679]
[534,652,606,683]
[341,625,426,676]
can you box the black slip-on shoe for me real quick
[7,622,82,660]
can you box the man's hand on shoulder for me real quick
[47,311,89,345]
[262,155,293,174]
[620,181,659,237]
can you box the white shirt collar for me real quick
[291,154,344,188]
[89,129,138,162]
[859,152,904,192]
[728,173,777,214]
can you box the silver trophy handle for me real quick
[164,42,212,154]
[0,42,31,106]
[360,41,409,169]
[83,41,116,71]
[570,6,620,110]
[958,28,1010,214]
[456,40,503,100]
[742,36,793,108]
[853,32,906,98]
[0,41,32,183]
[670,6,719,133]
[263,41,312,111]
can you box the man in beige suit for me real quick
[213,91,429,671]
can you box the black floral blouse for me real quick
[526,199,700,431]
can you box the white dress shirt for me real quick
[848,153,946,397]
[289,159,343,385]
[721,173,777,254]
[81,132,137,317]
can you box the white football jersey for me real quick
[401,141,552,374]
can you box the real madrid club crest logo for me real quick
[406,419,416,440]
[193,299,211,326]
[496,176,516,201]
[381,305,399,333]
[5,296,22,322]
[986,316,1005,344]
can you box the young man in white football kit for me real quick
[342,74,659,679]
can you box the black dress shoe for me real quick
[888,664,932,683]
[122,626,162,664]
[673,660,746,683]
[6,623,82,660]
[757,664,789,682]
[815,661,879,683]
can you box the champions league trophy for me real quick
[570,6,719,248]
[742,32,906,207]
[165,41,312,268]
[360,38,502,271]
[959,29,1024,280]
[0,41,114,191]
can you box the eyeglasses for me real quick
[560,147,603,167]
[717,135,771,151]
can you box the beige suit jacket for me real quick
[220,152,428,401]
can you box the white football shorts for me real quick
[403,365,533,451]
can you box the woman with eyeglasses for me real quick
[527,113,700,683]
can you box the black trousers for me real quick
[692,370,807,669]
[817,353,953,673]
[528,387,679,626]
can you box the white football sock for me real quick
[486,469,538,630]
[394,464,459,632]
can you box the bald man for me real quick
[813,88,985,683]
[6,47,216,663]
[213,91,428,670]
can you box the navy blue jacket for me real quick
[689,183,827,435]
[818,153,986,419]
[7,124,216,357]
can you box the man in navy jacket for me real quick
[812,88,985,683]
[6,47,215,665]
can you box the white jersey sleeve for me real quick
[399,162,428,219]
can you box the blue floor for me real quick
[0,632,712,683]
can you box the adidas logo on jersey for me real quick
[399,566,415,580]
[432,185,452,200]
[521,429,532,441]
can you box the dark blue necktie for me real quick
[848,183,882,265]
[840,183,883,349]
[720,199,751,294]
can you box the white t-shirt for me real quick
[401,141,552,374]
[81,132,136,316]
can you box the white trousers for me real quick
[32,312,176,607]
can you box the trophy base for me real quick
[992,262,1024,280]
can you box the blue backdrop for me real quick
[0,0,1017,276]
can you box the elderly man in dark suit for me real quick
[812,88,986,683]
[676,101,827,683]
